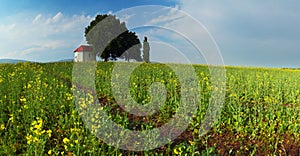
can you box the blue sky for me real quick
[1,0,300,67]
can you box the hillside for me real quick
[0,59,29,64]
[0,62,299,155]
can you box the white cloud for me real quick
[146,10,184,25]
[174,0,300,67]
[33,14,42,23]
[0,12,93,61]
[52,12,64,23]
[119,13,135,23]
[8,24,16,31]
[107,10,113,15]
[21,47,45,56]
[3,51,19,59]
[113,5,220,64]
[126,5,220,64]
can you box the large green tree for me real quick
[85,14,142,61]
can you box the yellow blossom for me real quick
[9,72,15,77]
[26,134,33,144]
[189,140,195,146]
[64,145,68,150]
[70,128,80,135]
[48,150,52,155]
[1,123,5,130]
[37,117,43,125]
[31,121,37,126]
[30,117,45,135]
[27,83,32,89]
[34,124,42,131]
[20,97,26,102]
[39,96,45,101]
[66,93,73,101]
[174,147,182,155]
[63,138,70,144]
[229,93,237,98]
[46,129,52,137]
[33,137,38,142]
[8,114,14,123]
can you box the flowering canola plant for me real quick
[0,62,299,155]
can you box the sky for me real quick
[0,0,300,68]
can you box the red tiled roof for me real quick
[74,45,93,53]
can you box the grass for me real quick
[0,62,299,155]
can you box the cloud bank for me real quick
[177,0,300,67]
[0,12,93,62]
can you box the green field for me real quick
[0,62,299,155]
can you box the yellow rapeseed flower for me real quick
[66,93,73,101]
[39,96,45,102]
[31,120,37,126]
[174,147,182,155]
[98,107,103,111]
[64,145,68,150]
[26,134,33,144]
[37,118,43,126]
[63,138,70,144]
[9,72,15,77]
[27,83,32,89]
[46,129,52,137]
[229,93,237,98]
[34,124,42,131]
[48,150,52,155]
[188,140,195,146]
[30,117,45,135]
[70,128,80,135]
[33,137,38,142]
[8,114,14,123]
[1,123,5,130]
[23,105,28,109]
[20,97,26,102]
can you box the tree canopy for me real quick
[85,14,142,62]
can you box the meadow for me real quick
[0,62,299,155]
